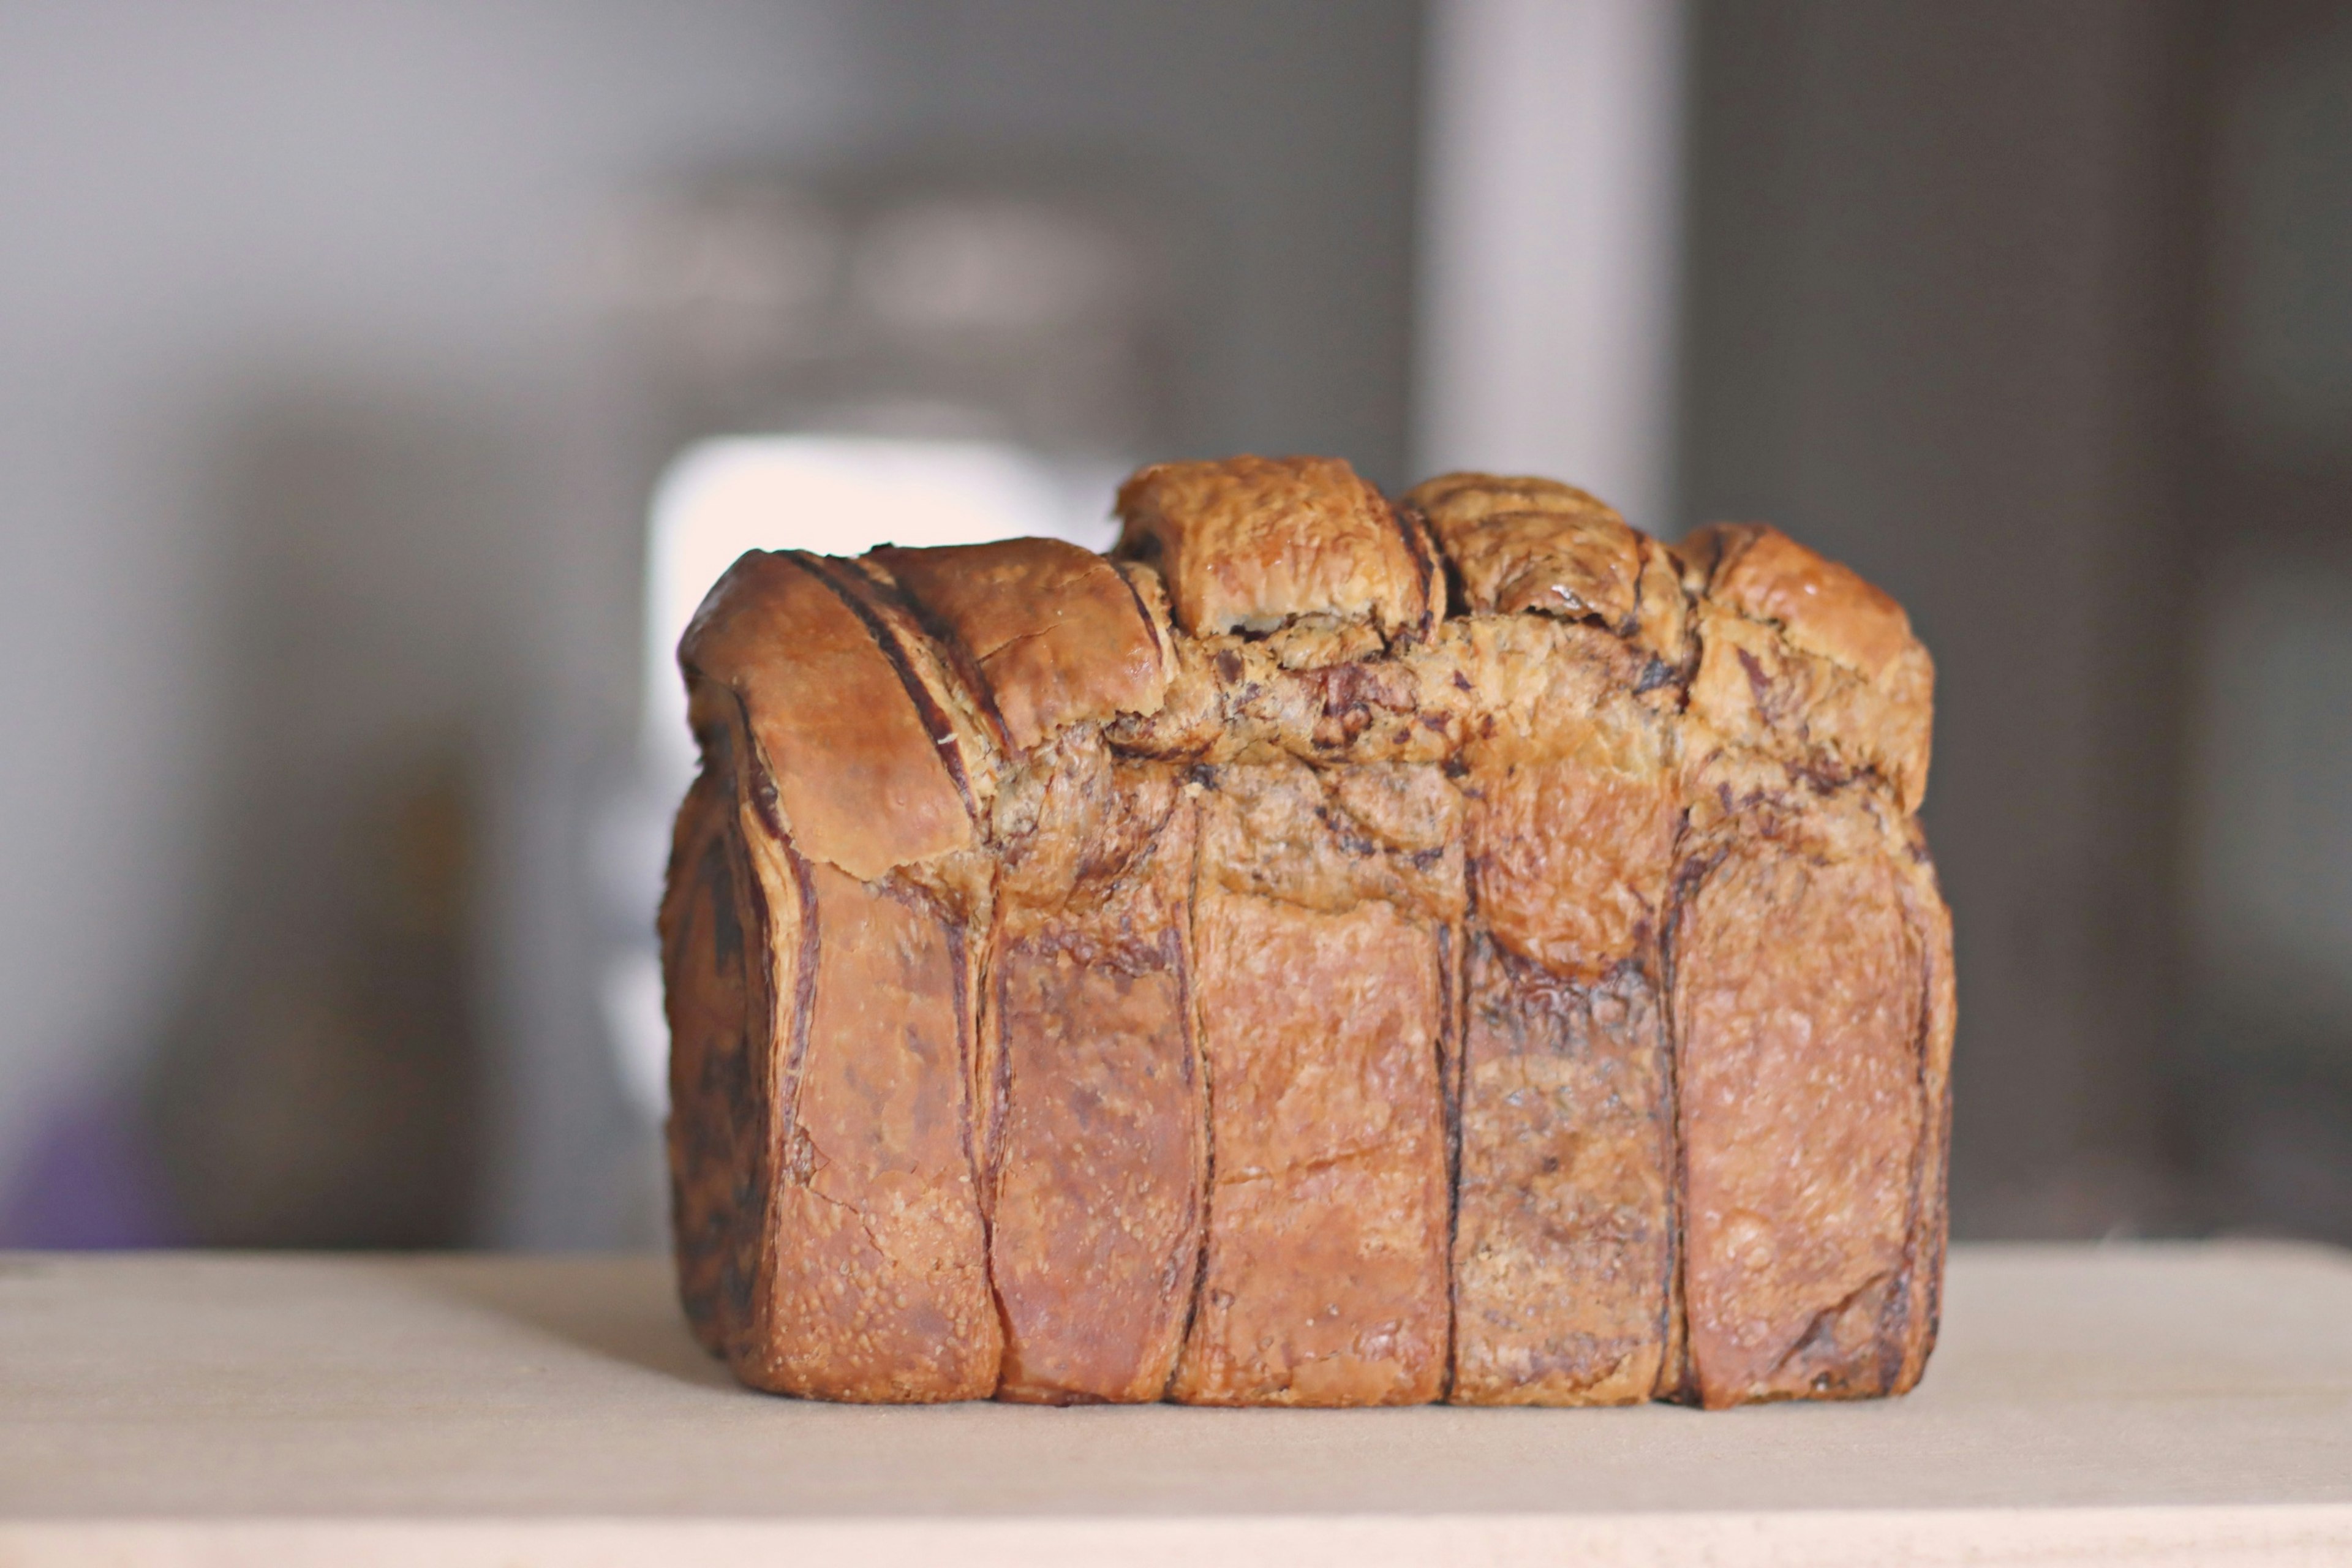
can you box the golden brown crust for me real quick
[986,742,1204,1404]
[1174,884,1451,1406]
[873,538,1171,755]
[679,551,974,881]
[1409,473,1637,620]
[747,859,1000,1401]
[1678,524,1932,812]
[1681,523,1912,680]
[1115,456,1436,639]
[1668,794,1929,1408]
[1407,472,1688,667]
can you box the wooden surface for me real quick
[3,1243,2350,1565]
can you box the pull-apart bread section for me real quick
[663,457,1952,1408]
[1117,459,1454,1408]
[665,551,999,1401]
[1403,475,1687,1406]
[1667,524,1950,1407]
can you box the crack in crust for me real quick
[662,456,1951,1409]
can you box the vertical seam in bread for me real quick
[1436,914,1463,1402]
[1164,785,1214,1400]
[728,682,790,1379]
[1386,500,1445,643]
[787,551,981,824]
[1112,559,1177,689]
[855,553,1019,757]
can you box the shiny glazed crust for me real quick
[663,455,1951,1408]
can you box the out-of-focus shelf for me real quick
[2,1243,2348,1566]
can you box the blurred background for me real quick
[2,0,2348,1251]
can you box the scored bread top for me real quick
[678,549,976,881]
[1679,523,1915,682]
[1407,472,1639,621]
[872,538,1172,756]
[674,464,1935,877]
[1406,472,1688,667]
[1678,522,1934,811]
[1115,456,1439,639]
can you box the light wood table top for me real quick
[3,1243,2349,1565]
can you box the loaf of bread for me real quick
[661,455,1953,1408]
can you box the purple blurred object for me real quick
[0,1095,179,1249]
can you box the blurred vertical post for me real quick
[1673,2,2202,1237]
[1415,0,1688,531]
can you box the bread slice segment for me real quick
[983,739,1204,1403]
[872,538,1170,755]
[1401,479,1687,1407]
[660,720,781,1368]
[754,858,1000,1400]
[1666,525,1952,1407]
[1667,791,1936,1406]
[876,541,1202,1403]
[1452,735,1679,1404]
[1116,455,1438,639]
[668,549,1001,1401]
[1169,757,1457,1407]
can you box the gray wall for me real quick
[0,1,1425,1246]
[870,0,1424,488]
[0,0,883,1240]
[1678,0,2199,1236]
[21,0,2263,1251]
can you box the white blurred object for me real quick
[598,948,671,1123]
[1416,0,1687,532]
[641,434,1121,777]
[613,432,1123,1121]
[605,174,1166,1148]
